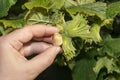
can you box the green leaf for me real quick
[68,60,76,70]
[101,19,113,30]
[97,71,107,80]
[106,1,120,18]
[0,0,17,18]
[103,38,120,57]
[51,11,65,31]
[100,31,112,41]
[105,75,116,80]
[64,0,77,8]
[65,14,91,40]
[93,57,120,75]
[24,0,53,10]
[76,0,95,5]
[51,11,65,25]
[0,19,24,28]
[4,28,13,34]
[0,25,5,35]
[52,0,65,9]
[72,59,96,80]
[66,2,106,20]
[25,8,50,25]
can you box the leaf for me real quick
[101,19,113,30]
[93,57,120,75]
[65,14,91,40]
[103,38,120,57]
[97,71,107,80]
[100,31,112,41]
[105,75,116,80]
[51,11,65,31]
[64,0,77,8]
[106,1,120,19]
[4,28,14,34]
[24,0,53,10]
[51,11,65,25]
[76,0,95,5]
[52,0,65,9]
[25,8,51,25]
[0,25,5,35]
[66,2,106,20]
[9,0,27,15]
[0,19,24,28]
[0,0,17,18]
[72,59,96,80]
[68,60,76,70]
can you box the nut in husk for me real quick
[53,33,63,46]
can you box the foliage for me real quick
[0,0,17,18]
[1,0,120,80]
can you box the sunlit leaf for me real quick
[76,0,95,5]
[53,0,65,9]
[24,0,53,10]
[66,14,91,40]
[66,2,106,20]
[64,0,77,8]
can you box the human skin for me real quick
[0,25,61,80]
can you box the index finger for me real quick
[5,24,59,50]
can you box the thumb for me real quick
[27,46,61,76]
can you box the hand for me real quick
[0,25,61,80]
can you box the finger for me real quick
[20,42,52,56]
[27,46,61,75]
[6,24,59,50]
[33,36,53,43]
